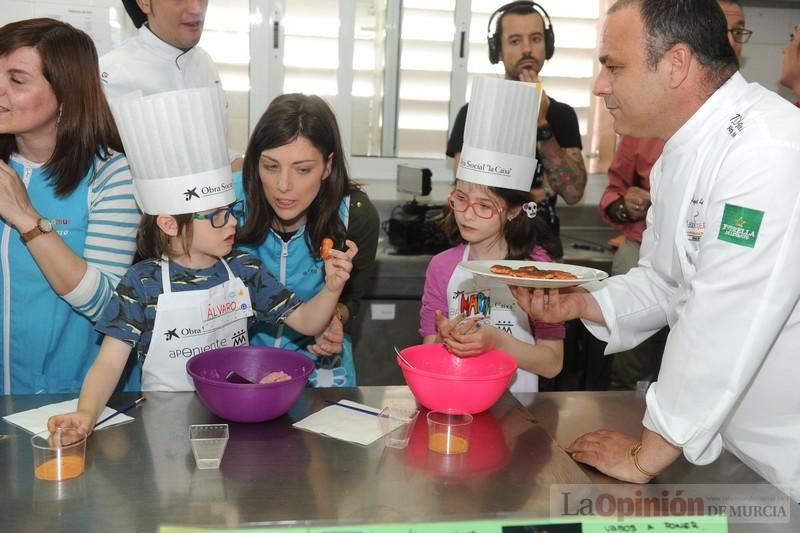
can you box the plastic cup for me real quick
[190,424,229,469]
[426,411,473,455]
[379,406,420,449]
[31,428,87,481]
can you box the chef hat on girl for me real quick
[109,87,235,215]
[457,76,542,192]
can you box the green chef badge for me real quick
[718,203,764,248]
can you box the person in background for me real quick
[779,23,800,105]
[101,0,241,167]
[718,0,750,60]
[0,19,139,394]
[512,0,800,500]
[446,1,586,238]
[235,94,379,388]
[598,0,749,391]
[47,88,356,435]
[598,136,666,390]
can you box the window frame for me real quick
[250,0,607,187]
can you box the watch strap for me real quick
[19,218,53,244]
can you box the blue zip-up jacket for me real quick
[0,153,138,394]
[234,172,358,387]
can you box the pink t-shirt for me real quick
[418,243,566,339]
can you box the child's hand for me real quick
[444,321,498,358]
[307,313,344,356]
[323,239,358,292]
[434,311,482,343]
[48,411,94,438]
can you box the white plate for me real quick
[459,260,608,288]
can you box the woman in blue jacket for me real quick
[236,94,379,387]
[0,19,140,393]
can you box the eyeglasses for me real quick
[447,191,505,219]
[729,28,752,44]
[193,201,243,228]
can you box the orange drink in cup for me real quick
[31,428,87,481]
[427,411,473,454]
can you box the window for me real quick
[200,0,251,156]
[33,0,609,182]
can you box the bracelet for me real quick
[629,441,659,478]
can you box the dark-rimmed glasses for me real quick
[447,191,505,219]
[729,28,752,44]
[193,201,243,228]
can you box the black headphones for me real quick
[487,1,555,64]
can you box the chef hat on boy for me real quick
[110,87,235,215]
[457,76,542,192]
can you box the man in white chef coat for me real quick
[101,0,219,100]
[101,0,240,165]
[512,0,800,501]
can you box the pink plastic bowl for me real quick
[396,344,518,414]
[186,346,314,423]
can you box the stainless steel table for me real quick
[1,389,796,532]
[1,388,589,532]
[518,390,800,532]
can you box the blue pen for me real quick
[94,396,147,429]
[324,399,380,417]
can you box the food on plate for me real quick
[489,264,513,275]
[259,371,292,384]
[320,237,334,259]
[490,264,577,280]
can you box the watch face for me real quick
[39,218,53,232]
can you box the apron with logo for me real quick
[141,258,253,391]
[446,245,538,393]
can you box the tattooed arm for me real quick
[538,137,587,205]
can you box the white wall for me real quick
[2,0,136,55]
[741,5,800,102]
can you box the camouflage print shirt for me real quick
[96,249,302,361]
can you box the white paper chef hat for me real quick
[457,76,542,192]
[110,87,235,215]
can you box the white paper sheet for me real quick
[2,399,134,435]
[292,400,405,446]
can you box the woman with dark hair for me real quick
[236,94,379,387]
[0,19,140,394]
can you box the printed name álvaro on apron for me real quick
[142,258,253,391]
[447,245,538,392]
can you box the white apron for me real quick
[142,258,254,391]
[446,246,538,392]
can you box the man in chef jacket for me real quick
[101,0,240,165]
[512,0,800,501]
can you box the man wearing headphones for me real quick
[446,1,587,238]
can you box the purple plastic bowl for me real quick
[186,346,314,423]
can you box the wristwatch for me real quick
[537,124,555,143]
[20,217,54,244]
[612,198,630,223]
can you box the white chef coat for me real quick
[99,25,232,158]
[584,72,800,501]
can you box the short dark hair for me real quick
[495,3,544,52]
[609,0,738,86]
[122,0,147,28]
[238,94,361,257]
[0,18,123,196]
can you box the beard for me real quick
[507,55,541,80]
